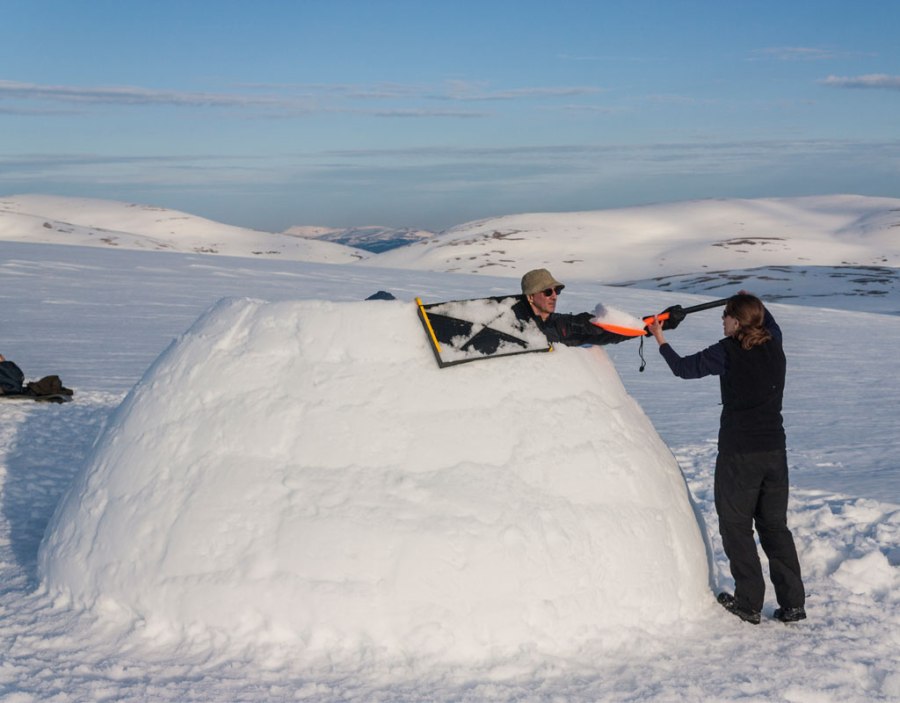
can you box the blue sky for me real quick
[3,0,899,232]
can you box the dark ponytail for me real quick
[724,294,771,350]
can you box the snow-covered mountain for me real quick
[2,193,899,314]
[284,224,435,253]
[0,194,369,264]
[369,194,900,276]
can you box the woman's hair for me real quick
[724,294,771,350]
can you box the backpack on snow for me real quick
[25,375,74,398]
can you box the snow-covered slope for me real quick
[615,263,900,315]
[0,241,897,701]
[0,195,369,263]
[369,195,900,281]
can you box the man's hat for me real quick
[521,268,565,296]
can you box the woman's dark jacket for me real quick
[657,310,785,454]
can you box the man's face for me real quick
[529,286,561,319]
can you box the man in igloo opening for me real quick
[39,296,715,663]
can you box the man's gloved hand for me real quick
[661,304,686,330]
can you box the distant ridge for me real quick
[1,193,898,314]
[368,194,900,281]
[0,194,369,264]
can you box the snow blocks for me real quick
[39,297,713,665]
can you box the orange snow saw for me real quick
[592,298,730,337]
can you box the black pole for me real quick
[681,298,730,315]
[641,297,729,325]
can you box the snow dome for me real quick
[39,297,713,663]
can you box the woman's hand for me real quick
[647,316,667,345]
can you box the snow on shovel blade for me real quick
[591,297,731,335]
[589,303,648,337]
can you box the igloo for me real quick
[40,297,714,662]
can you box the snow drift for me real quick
[39,297,713,663]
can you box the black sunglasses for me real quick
[540,286,564,296]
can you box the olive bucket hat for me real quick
[521,268,565,296]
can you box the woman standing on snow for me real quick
[647,292,806,625]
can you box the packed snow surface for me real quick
[0,190,898,701]
[39,297,710,663]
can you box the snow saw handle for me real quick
[641,298,730,327]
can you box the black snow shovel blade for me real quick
[416,295,552,368]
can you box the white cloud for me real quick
[753,47,839,61]
[0,79,295,108]
[439,84,604,101]
[0,78,596,118]
[820,74,900,90]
